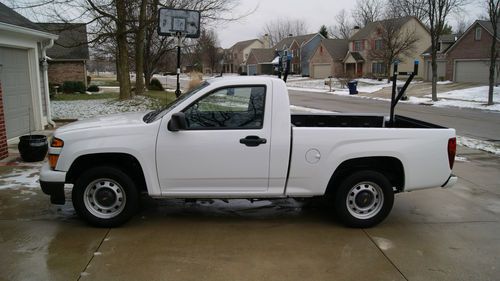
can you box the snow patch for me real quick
[457,136,500,155]
[290,105,336,113]
[52,95,159,120]
[0,166,41,190]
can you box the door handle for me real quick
[239,135,267,147]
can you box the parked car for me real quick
[40,76,457,228]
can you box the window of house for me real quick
[372,62,386,74]
[375,39,383,50]
[475,27,482,41]
[183,86,266,130]
[354,41,363,51]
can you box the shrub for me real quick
[62,81,86,93]
[87,75,92,85]
[87,85,100,92]
[149,78,164,91]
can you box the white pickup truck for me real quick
[40,76,457,228]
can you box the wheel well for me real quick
[66,153,147,192]
[325,157,405,194]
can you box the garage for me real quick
[0,47,34,139]
[454,60,492,84]
[311,63,331,79]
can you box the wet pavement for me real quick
[0,146,499,281]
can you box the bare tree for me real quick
[426,0,467,101]
[189,29,223,73]
[386,0,428,23]
[352,0,385,27]
[10,0,247,98]
[454,16,472,35]
[369,19,420,81]
[329,9,354,39]
[261,18,309,46]
[487,0,499,105]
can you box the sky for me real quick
[215,0,485,49]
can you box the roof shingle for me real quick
[248,48,275,64]
[349,16,414,41]
[37,23,89,60]
[321,39,349,60]
[0,2,46,32]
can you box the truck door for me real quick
[156,84,271,194]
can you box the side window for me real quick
[183,86,266,129]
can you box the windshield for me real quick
[144,81,210,123]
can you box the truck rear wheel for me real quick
[334,170,394,228]
[72,166,138,227]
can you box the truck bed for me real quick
[291,114,444,129]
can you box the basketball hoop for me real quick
[158,8,201,97]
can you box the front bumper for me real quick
[441,174,458,189]
[39,162,67,205]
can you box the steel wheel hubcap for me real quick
[83,178,126,219]
[346,181,384,219]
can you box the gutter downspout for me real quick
[41,39,55,128]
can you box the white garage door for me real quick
[455,60,490,84]
[312,64,331,79]
[0,47,34,139]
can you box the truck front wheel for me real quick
[334,170,394,228]
[72,166,138,227]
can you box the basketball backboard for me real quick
[158,8,201,38]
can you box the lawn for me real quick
[90,77,120,86]
[51,90,177,108]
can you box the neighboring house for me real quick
[224,38,265,74]
[274,33,324,76]
[443,20,499,84]
[38,23,89,87]
[246,48,276,75]
[344,16,430,78]
[422,34,458,81]
[309,39,349,79]
[0,2,57,159]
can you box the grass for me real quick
[90,77,120,87]
[51,92,118,101]
[50,90,177,108]
[143,90,177,107]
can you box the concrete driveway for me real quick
[0,145,499,281]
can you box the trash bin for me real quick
[348,80,358,95]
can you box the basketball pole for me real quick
[175,33,182,98]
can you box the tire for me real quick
[72,166,138,227]
[334,170,394,228]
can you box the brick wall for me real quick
[0,82,9,160]
[48,61,86,86]
[446,23,493,80]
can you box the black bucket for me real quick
[18,135,48,162]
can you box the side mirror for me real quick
[167,112,187,132]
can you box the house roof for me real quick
[0,2,47,32]
[248,48,275,64]
[440,34,458,43]
[444,20,500,55]
[230,38,262,52]
[350,52,365,61]
[321,39,349,60]
[476,20,500,39]
[349,16,414,41]
[38,23,89,60]
[273,33,318,49]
